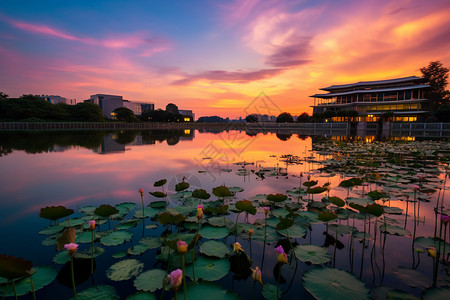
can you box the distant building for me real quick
[310,76,429,122]
[179,109,195,121]
[141,103,155,111]
[41,95,76,105]
[89,94,154,119]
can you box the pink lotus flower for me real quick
[263,207,270,216]
[177,240,188,254]
[168,269,183,291]
[412,185,419,191]
[64,243,79,254]
[138,188,144,196]
[88,220,95,230]
[441,214,450,224]
[196,205,203,219]
[250,266,263,285]
[232,242,244,254]
[275,245,288,264]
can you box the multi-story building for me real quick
[89,94,154,119]
[41,95,76,105]
[310,76,429,122]
[179,109,195,121]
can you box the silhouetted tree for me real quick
[420,61,450,111]
[113,107,138,122]
[276,112,294,123]
[245,114,258,123]
[296,112,310,123]
[166,103,179,114]
[0,92,8,100]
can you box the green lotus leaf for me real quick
[106,259,144,281]
[392,266,430,289]
[157,246,194,267]
[133,207,162,219]
[139,237,161,249]
[94,204,119,218]
[233,223,258,234]
[75,285,119,300]
[262,284,278,300]
[116,220,139,230]
[365,203,384,217]
[318,212,337,222]
[100,230,133,246]
[266,193,288,202]
[56,227,76,251]
[368,190,389,200]
[414,237,450,255]
[271,208,289,218]
[228,187,244,193]
[116,202,137,212]
[149,192,167,199]
[286,187,307,197]
[133,269,166,292]
[207,216,232,227]
[53,251,71,264]
[185,256,229,281]
[252,226,280,243]
[352,231,373,240]
[75,231,98,244]
[303,180,318,188]
[328,196,345,207]
[199,241,230,258]
[126,291,157,300]
[175,181,190,191]
[0,255,32,280]
[307,187,327,194]
[298,211,321,224]
[371,286,419,300]
[422,287,450,300]
[112,251,127,259]
[76,246,105,259]
[379,224,411,236]
[206,204,229,215]
[177,282,240,300]
[328,224,356,235]
[2,266,57,297]
[79,206,96,214]
[235,200,257,215]
[346,197,373,206]
[200,224,230,239]
[127,244,149,256]
[339,178,363,188]
[38,224,65,235]
[192,189,211,199]
[276,217,294,230]
[278,224,307,238]
[157,212,185,225]
[163,233,197,249]
[212,186,232,197]
[153,179,167,187]
[383,207,403,214]
[294,244,331,264]
[303,268,369,300]
[40,206,74,221]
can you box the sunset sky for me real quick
[1,0,449,118]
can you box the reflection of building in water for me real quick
[94,133,126,154]
[180,129,195,140]
[179,110,195,121]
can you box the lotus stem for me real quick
[70,255,77,300]
[276,265,281,300]
[11,279,17,300]
[91,230,95,275]
[30,275,36,300]
[181,254,187,300]
[140,194,145,219]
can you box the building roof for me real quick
[311,84,429,98]
[321,76,426,91]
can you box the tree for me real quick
[296,112,310,123]
[0,92,8,100]
[420,61,450,111]
[166,103,179,114]
[245,114,258,123]
[276,112,294,123]
[113,107,138,122]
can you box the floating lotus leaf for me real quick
[192,189,211,199]
[303,268,369,300]
[76,246,105,260]
[413,237,450,255]
[116,220,139,230]
[379,224,411,236]
[185,256,229,281]
[228,187,244,193]
[318,212,337,222]
[422,287,450,300]
[53,251,71,264]
[175,181,190,191]
[298,211,321,224]
[294,244,331,264]
[177,282,240,300]
[212,186,232,197]
[133,269,166,292]
[112,251,127,259]
[100,230,133,246]
[94,204,119,218]
[133,207,162,219]
[276,217,294,230]
[199,240,230,258]
[262,284,278,299]
[116,202,137,212]
[267,193,288,202]
[207,216,232,227]
[235,200,257,215]
[286,187,307,197]
[157,246,194,267]
[346,197,373,206]
[307,187,327,194]
[0,255,32,279]
[252,226,280,243]
[106,259,144,281]
[59,218,84,227]
[2,266,57,297]
[365,203,384,217]
[56,227,76,251]
[126,291,157,300]
[157,211,185,225]
[278,224,307,238]
[149,192,167,198]
[139,237,161,249]
[384,207,403,214]
[328,224,356,235]
[266,216,281,228]
[328,196,345,207]
[271,208,289,218]
[392,266,430,289]
[368,190,389,200]
[153,179,167,187]
[371,286,419,300]
[303,180,318,188]
[352,231,374,240]
[40,206,74,221]
[38,224,65,235]
[79,206,96,214]
[200,224,230,239]
[127,244,149,256]
[233,223,257,234]
[76,285,119,300]
[76,231,98,244]
[339,178,363,188]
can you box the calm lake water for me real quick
[0,129,448,299]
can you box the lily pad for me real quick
[2,266,57,297]
[185,256,229,281]
[38,224,65,235]
[149,192,167,198]
[177,282,240,300]
[294,244,331,264]
[192,189,211,199]
[139,237,161,249]
[303,268,369,300]
[76,231,97,244]
[200,224,230,239]
[199,241,230,258]
[40,206,74,221]
[106,259,144,281]
[94,204,119,218]
[235,200,257,215]
[422,287,450,300]
[154,179,167,187]
[127,244,149,256]
[53,251,71,264]
[100,230,133,246]
[0,255,32,279]
[262,284,278,300]
[76,285,119,300]
[379,224,411,236]
[133,269,166,292]
[175,181,190,191]
[267,193,288,202]
[212,186,232,198]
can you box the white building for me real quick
[41,95,76,105]
[89,94,154,119]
